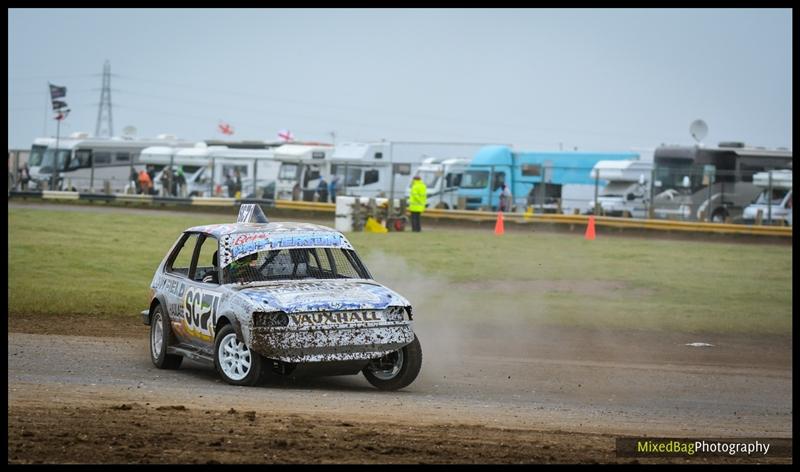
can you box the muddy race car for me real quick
[141,204,422,390]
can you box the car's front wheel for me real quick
[214,324,264,386]
[363,336,422,391]
[150,306,182,369]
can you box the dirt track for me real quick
[7,315,792,464]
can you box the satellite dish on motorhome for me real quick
[122,126,137,137]
[690,120,708,144]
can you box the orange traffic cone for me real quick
[495,211,505,235]
[584,215,596,240]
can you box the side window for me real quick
[115,152,131,162]
[492,172,506,191]
[194,236,219,283]
[364,169,379,185]
[94,152,112,165]
[167,234,199,277]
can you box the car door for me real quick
[180,234,223,352]
[160,232,200,346]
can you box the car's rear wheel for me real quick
[363,336,422,391]
[214,324,264,386]
[150,306,182,369]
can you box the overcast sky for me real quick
[8,8,793,156]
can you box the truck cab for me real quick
[406,157,470,209]
[458,145,638,213]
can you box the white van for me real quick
[589,160,653,217]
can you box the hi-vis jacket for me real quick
[409,180,427,213]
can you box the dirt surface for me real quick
[8,316,792,464]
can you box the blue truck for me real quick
[457,145,639,213]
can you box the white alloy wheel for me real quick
[218,333,252,381]
[151,312,164,359]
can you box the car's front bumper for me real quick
[248,323,415,363]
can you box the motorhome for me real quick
[405,157,470,209]
[327,141,491,202]
[140,144,281,198]
[274,143,336,201]
[26,133,194,192]
[742,170,792,225]
[138,146,211,197]
[652,142,792,222]
[589,160,653,217]
[457,145,638,213]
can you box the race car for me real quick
[141,204,422,390]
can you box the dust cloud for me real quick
[363,251,555,382]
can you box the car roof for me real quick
[186,221,339,238]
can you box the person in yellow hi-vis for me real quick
[409,175,427,232]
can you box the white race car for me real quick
[141,204,422,390]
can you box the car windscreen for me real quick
[222,247,371,284]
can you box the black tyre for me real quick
[214,324,264,386]
[363,336,422,391]
[150,305,183,369]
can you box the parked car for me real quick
[142,204,422,390]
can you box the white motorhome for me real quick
[589,160,653,217]
[26,132,194,192]
[406,157,470,209]
[330,141,491,202]
[139,146,211,197]
[742,170,792,225]
[141,144,281,198]
[274,144,335,201]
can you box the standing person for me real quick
[19,163,30,191]
[291,182,301,201]
[146,165,156,194]
[329,174,340,204]
[234,169,242,198]
[130,167,140,194]
[499,184,512,212]
[138,169,152,195]
[175,166,186,197]
[409,175,427,232]
[316,175,329,202]
[159,168,171,196]
[225,171,235,198]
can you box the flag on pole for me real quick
[278,129,294,142]
[218,121,234,135]
[54,109,71,121]
[49,83,68,115]
[49,83,67,100]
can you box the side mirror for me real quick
[626,193,635,201]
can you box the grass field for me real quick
[8,207,792,335]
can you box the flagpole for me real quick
[52,115,61,190]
